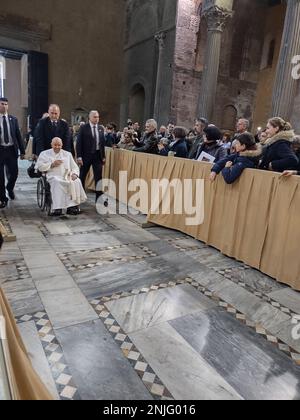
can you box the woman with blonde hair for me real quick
[259,117,298,172]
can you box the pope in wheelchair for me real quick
[36,137,87,216]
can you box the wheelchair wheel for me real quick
[37,177,46,211]
[44,181,52,215]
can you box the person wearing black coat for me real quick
[105,124,118,147]
[158,126,188,158]
[133,119,159,154]
[33,104,72,156]
[259,118,298,172]
[210,133,262,184]
[76,110,106,200]
[196,125,227,163]
[0,97,25,208]
[280,136,300,178]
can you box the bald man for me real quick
[33,104,72,156]
[36,138,86,216]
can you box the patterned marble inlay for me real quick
[38,220,117,238]
[91,278,300,368]
[216,267,299,317]
[57,243,157,272]
[16,312,80,400]
[0,260,31,282]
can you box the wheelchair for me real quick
[37,174,52,216]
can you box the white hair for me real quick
[146,119,158,130]
[239,119,250,129]
[51,137,63,145]
[89,110,99,118]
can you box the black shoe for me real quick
[50,209,62,217]
[67,206,80,215]
[0,201,7,209]
[7,190,15,200]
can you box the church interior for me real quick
[1,0,300,402]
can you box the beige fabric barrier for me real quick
[85,150,113,191]
[105,148,300,291]
[0,289,53,400]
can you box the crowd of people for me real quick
[1,96,300,215]
[106,115,300,184]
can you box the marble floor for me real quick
[1,164,300,400]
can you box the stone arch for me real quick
[221,104,238,131]
[128,83,146,125]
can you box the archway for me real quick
[0,49,28,133]
[0,48,48,133]
[128,84,145,125]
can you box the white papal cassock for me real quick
[36,149,87,211]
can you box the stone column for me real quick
[153,31,166,122]
[271,0,300,119]
[197,6,232,121]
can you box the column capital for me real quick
[203,6,232,32]
[155,31,166,50]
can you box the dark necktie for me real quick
[3,116,9,144]
[93,125,98,149]
[52,121,58,135]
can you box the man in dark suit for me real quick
[33,104,72,156]
[76,110,106,200]
[0,97,25,208]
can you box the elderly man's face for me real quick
[236,120,247,133]
[49,106,60,122]
[145,123,154,133]
[52,139,63,154]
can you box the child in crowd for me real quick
[210,132,262,184]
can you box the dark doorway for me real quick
[0,48,48,134]
[28,51,48,130]
[0,48,28,133]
